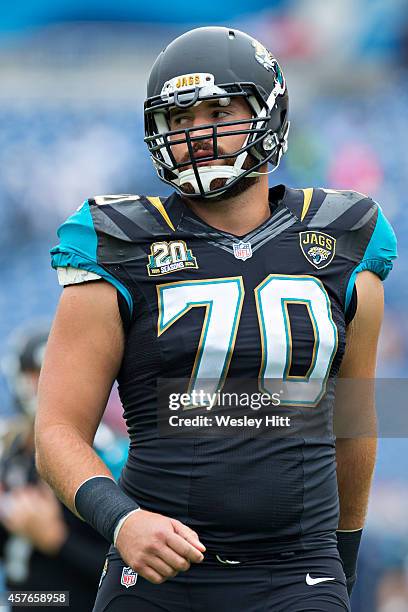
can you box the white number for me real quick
[255,275,337,406]
[157,277,244,397]
[157,275,337,406]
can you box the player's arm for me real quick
[35,281,122,504]
[335,269,384,593]
[35,280,205,584]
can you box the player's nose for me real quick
[189,121,213,151]
[189,113,213,136]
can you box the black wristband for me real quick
[74,476,139,544]
[336,529,363,595]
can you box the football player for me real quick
[35,27,397,611]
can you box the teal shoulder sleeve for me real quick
[345,204,397,310]
[50,200,133,313]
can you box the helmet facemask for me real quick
[144,69,288,199]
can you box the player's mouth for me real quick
[193,150,214,166]
[183,160,220,171]
[178,146,230,171]
[180,151,220,170]
[196,159,215,167]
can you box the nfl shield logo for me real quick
[233,241,253,261]
[121,566,138,588]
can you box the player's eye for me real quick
[212,110,230,121]
[171,115,191,127]
[169,109,231,130]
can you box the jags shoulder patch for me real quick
[299,230,336,269]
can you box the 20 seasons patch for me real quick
[299,231,336,269]
[147,240,198,276]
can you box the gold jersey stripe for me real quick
[301,188,314,222]
[146,196,175,231]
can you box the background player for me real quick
[0,322,126,610]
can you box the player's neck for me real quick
[183,176,270,236]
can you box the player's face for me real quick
[168,97,252,170]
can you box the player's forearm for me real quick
[335,437,377,529]
[35,423,113,517]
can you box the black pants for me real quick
[93,545,350,612]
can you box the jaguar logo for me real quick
[299,231,336,269]
[308,246,331,265]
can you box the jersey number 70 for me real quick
[157,275,338,407]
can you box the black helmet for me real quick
[144,26,289,199]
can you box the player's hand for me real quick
[0,483,67,554]
[115,509,206,584]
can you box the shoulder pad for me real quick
[88,194,176,239]
[307,190,398,276]
[50,194,176,314]
[287,188,397,310]
[304,188,377,232]
[50,198,136,313]
[330,193,398,309]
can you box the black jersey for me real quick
[51,185,396,556]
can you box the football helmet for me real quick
[144,26,289,199]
